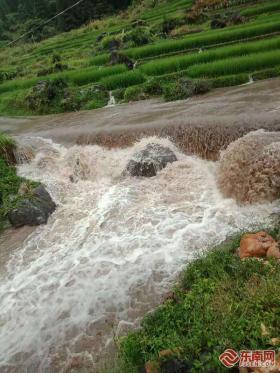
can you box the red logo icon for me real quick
[219,349,239,368]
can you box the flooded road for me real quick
[1,78,280,146]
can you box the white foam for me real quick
[0,137,277,370]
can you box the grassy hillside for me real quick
[1,0,280,115]
[109,233,280,373]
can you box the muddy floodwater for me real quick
[2,78,280,145]
[0,79,280,372]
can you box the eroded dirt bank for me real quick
[1,78,280,160]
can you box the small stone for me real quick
[239,232,278,259]
[145,361,159,373]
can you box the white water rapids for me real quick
[0,136,278,372]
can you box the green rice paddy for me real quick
[1,0,280,114]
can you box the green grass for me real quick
[125,18,280,60]
[0,133,16,164]
[57,64,127,85]
[187,49,280,78]
[0,134,39,229]
[100,70,146,90]
[140,36,280,76]
[240,0,280,17]
[90,16,280,67]
[1,0,280,114]
[0,65,127,95]
[116,234,280,372]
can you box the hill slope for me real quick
[1,0,280,115]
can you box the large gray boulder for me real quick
[8,184,56,228]
[124,143,177,177]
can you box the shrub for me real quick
[124,85,146,102]
[161,16,184,34]
[0,70,17,83]
[163,78,211,101]
[101,34,122,51]
[193,79,212,94]
[143,78,163,95]
[123,27,153,47]
[26,78,68,114]
[163,78,194,101]
[210,14,227,29]
[79,85,109,110]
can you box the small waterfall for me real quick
[241,74,254,86]
[106,91,116,107]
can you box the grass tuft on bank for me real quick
[0,134,38,229]
[110,233,280,373]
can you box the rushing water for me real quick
[0,136,278,372]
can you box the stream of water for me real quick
[0,136,277,372]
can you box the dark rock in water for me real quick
[124,143,177,177]
[8,184,56,228]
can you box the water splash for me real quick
[218,130,280,203]
[0,136,277,371]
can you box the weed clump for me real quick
[123,27,153,47]
[26,78,68,114]
[143,78,163,96]
[163,78,211,101]
[124,85,146,102]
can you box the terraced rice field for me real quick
[1,0,280,114]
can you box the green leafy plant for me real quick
[124,85,146,102]
[118,234,280,372]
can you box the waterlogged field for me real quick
[1,0,280,114]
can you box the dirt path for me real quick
[1,78,280,144]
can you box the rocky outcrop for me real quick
[239,232,280,260]
[109,51,134,70]
[124,143,177,177]
[8,184,56,228]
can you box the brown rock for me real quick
[145,361,159,373]
[239,232,279,259]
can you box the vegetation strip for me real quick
[113,234,280,372]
